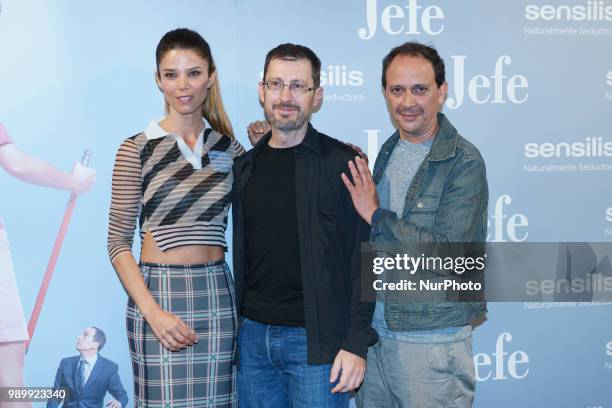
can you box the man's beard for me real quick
[265,102,310,132]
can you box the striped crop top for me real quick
[107,120,245,262]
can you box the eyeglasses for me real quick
[261,79,317,96]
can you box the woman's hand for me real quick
[144,307,197,351]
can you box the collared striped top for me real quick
[107,120,245,262]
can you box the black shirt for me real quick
[233,123,378,364]
[242,143,304,326]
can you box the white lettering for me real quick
[373,257,385,274]
[507,73,529,104]
[468,75,491,104]
[487,195,529,243]
[524,2,612,21]
[421,4,444,35]
[381,5,405,35]
[446,56,528,110]
[474,353,492,381]
[507,350,530,380]
[320,66,364,87]
[507,214,529,242]
[525,5,540,20]
[358,0,445,39]
[475,332,530,381]
[446,56,466,109]
[523,138,612,158]
[524,142,539,159]
[365,129,381,171]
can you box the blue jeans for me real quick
[355,330,475,408]
[237,318,350,408]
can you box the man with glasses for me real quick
[232,43,377,408]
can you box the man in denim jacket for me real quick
[342,42,488,407]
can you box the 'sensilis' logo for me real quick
[525,1,612,21]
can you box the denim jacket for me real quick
[370,113,488,331]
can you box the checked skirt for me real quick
[126,261,238,407]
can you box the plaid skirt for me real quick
[126,261,238,407]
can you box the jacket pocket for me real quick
[319,192,338,231]
[407,194,440,230]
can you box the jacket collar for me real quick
[245,122,321,164]
[380,113,458,161]
[81,355,104,393]
[374,113,458,183]
[300,122,322,154]
[427,112,459,162]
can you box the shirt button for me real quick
[417,202,424,208]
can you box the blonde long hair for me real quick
[156,28,234,138]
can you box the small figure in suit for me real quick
[47,327,128,408]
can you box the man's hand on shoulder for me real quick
[330,349,366,393]
[342,141,369,164]
[341,156,379,225]
[247,120,270,146]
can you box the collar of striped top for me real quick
[144,118,208,170]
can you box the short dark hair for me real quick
[91,327,106,351]
[382,42,446,89]
[263,43,321,88]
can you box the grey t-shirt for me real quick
[373,138,470,341]
[377,139,432,215]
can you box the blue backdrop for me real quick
[0,1,611,406]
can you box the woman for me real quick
[0,121,95,408]
[108,29,244,407]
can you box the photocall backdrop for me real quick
[0,0,611,406]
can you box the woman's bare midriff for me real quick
[140,230,224,265]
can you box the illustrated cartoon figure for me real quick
[0,121,95,407]
[47,327,128,408]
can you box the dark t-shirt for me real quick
[242,143,304,326]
